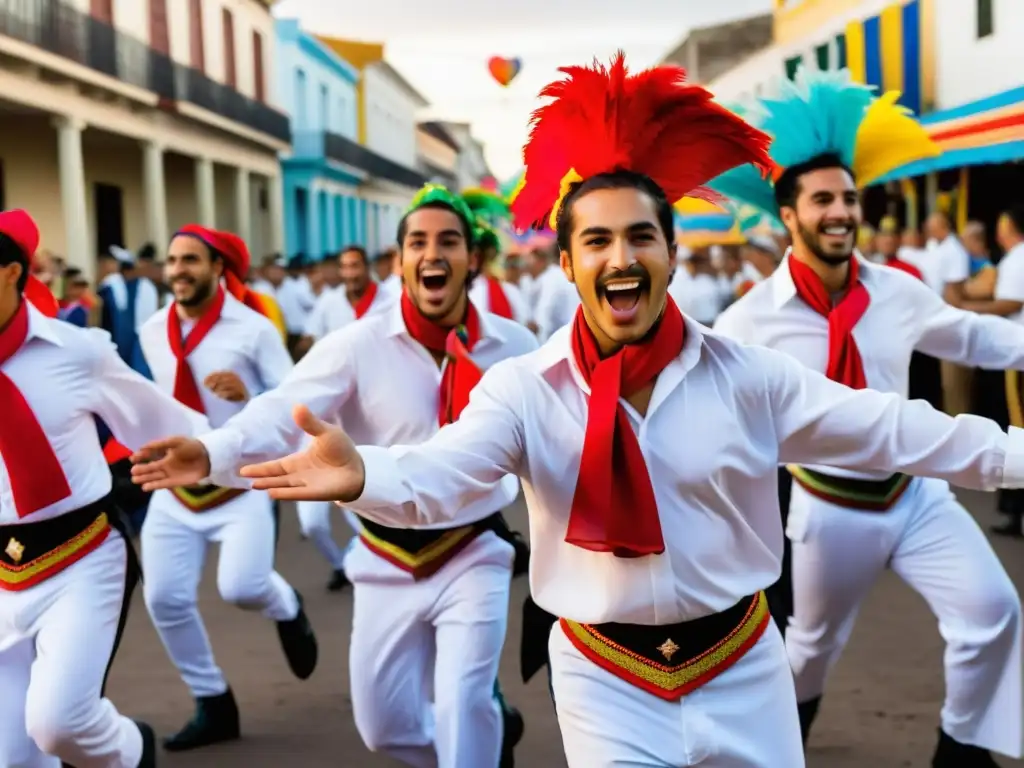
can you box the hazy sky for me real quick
[273,0,772,180]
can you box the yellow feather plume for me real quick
[853,91,940,187]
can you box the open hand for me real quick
[204,371,248,402]
[240,405,366,502]
[130,437,211,491]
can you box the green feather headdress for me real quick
[406,184,477,235]
[461,187,512,226]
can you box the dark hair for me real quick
[137,243,157,261]
[553,170,675,255]
[339,245,369,266]
[773,153,855,211]
[0,233,29,292]
[396,200,476,251]
[1006,204,1024,238]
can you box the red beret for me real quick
[0,209,40,263]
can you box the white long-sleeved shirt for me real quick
[139,293,293,430]
[343,317,1024,626]
[713,252,1024,480]
[531,265,580,342]
[469,277,531,326]
[668,270,721,326]
[303,285,395,341]
[200,299,540,528]
[99,273,160,330]
[0,305,209,524]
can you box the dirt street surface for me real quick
[107,489,1024,767]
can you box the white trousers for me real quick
[0,534,143,768]
[348,532,513,768]
[549,619,804,767]
[141,489,300,698]
[786,477,1023,757]
[296,502,359,571]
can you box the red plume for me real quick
[511,52,774,231]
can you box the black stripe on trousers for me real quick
[765,467,794,635]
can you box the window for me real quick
[149,0,169,55]
[222,8,236,87]
[252,31,265,102]
[319,83,329,130]
[977,0,994,38]
[189,0,205,72]
[295,69,307,127]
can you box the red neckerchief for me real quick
[353,282,378,319]
[485,276,514,319]
[884,256,923,281]
[0,300,72,517]
[400,291,483,426]
[564,296,685,557]
[788,254,870,389]
[167,286,226,413]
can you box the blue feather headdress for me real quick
[708,67,939,222]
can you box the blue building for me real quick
[276,19,367,259]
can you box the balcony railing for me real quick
[0,0,290,143]
[323,131,425,189]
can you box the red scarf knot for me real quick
[400,291,483,426]
[353,281,378,319]
[788,254,870,390]
[167,286,226,414]
[0,300,72,517]
[564,296,685,558]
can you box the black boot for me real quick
[163,689,240,751]
[932,728,1000,767]
[797,696,821,746]
[135,721,156,766]
[495,681,524,768]
[327,569,350,592]
[277,590,318,679]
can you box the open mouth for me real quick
[418,265,451,304]
[600,276,649,321]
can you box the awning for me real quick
[876,85,1024,181]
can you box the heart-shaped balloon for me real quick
[488,56,521,87]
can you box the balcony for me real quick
[0,0,290,143]
[294,130,426,189]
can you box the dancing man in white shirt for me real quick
[137,225,318,752]
[0,209,210,768]
[190,55,1024,768]
[132,185,537,768]
[296,244,394,591]
[710,68,1020,766]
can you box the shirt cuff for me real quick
[1003,426,1024,488]
[339,445,408,513]
[197,429,252,489]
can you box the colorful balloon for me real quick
[488,56,521,87]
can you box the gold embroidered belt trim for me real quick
[170,484,246,512]
[357,513,502,580]
[0,503,112,591]
[560,591,771,701]
[788,465,911,511]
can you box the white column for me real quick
[53,116,91,280]
[268,173,285,255]
[142,140,169,248]
[195,156,215,227]
[233,166,251,246]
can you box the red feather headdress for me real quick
[510,52,775,232]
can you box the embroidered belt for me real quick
[0,500,112,591]
[170,484,246,512]
[357,512,503,580]
[560,591,771,701]
[788,465,911,511]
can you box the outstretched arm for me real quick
[763,345,1024,489]
[243,359,528,527]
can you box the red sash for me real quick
[485,276,514,319]
[167,287,226,413]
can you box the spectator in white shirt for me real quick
[925,211,971,304]
[667,247,720,326]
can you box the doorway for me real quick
[94,182,124,259]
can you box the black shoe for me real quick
[135,721,156,767]
[991,518,1023,538]
[500,705,524,768]
[277,591,318,679]
[163,690,240,752]
[797,696,821,746]
[327,569,350,592]
[510,532,530,578]
[932,728,1000,767]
